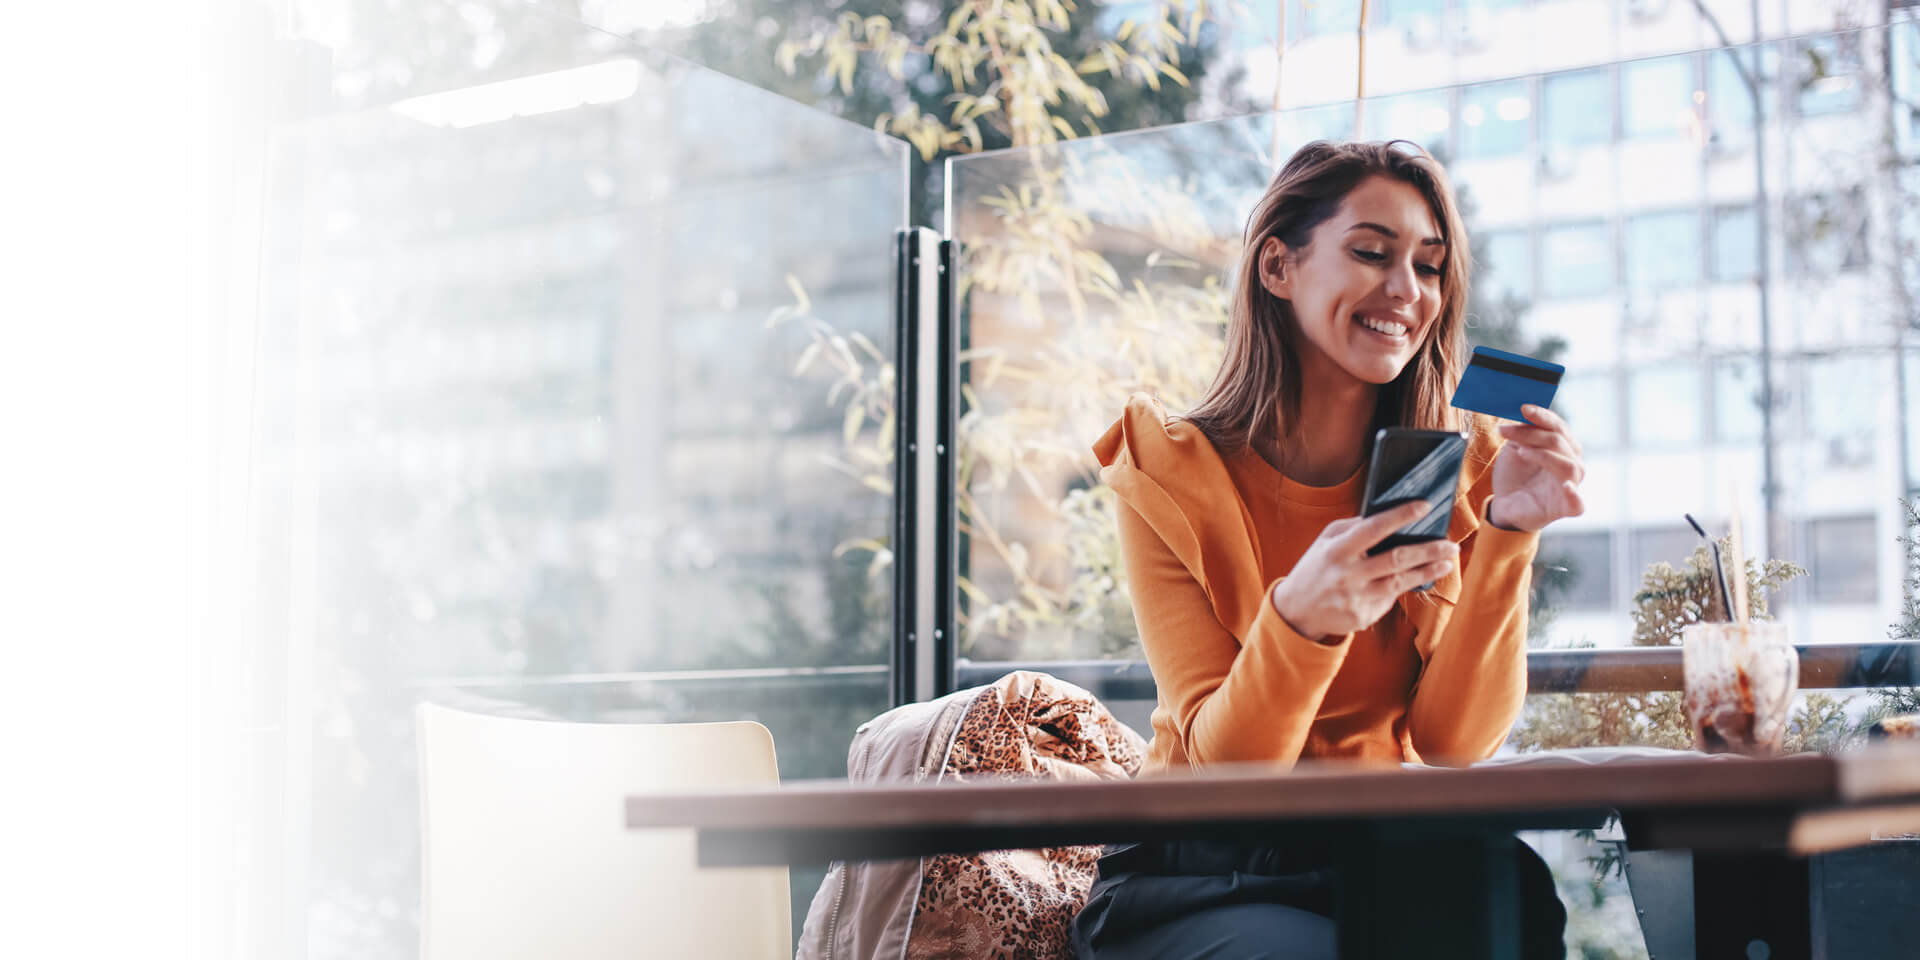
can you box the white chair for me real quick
[416,703,791,960]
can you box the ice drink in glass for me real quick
[1681,620,1798,755]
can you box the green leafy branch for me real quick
[775,1,1222,159]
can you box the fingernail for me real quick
[1437,561,1454,574]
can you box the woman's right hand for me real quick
[1269,501,1461,643]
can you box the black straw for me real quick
[1685,513,1735,623]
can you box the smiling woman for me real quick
[1075,140,1587,959]
[1182,141,1474,487]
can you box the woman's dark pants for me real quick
[1071,835,1568,959]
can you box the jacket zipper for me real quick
[822,865,849,960]
[822,734,876,960]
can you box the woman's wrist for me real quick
[1269,580,1337,645]
[1485,496,1528,533]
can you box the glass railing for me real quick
[940,21,1920,763]
[247,10,1920,958]
[255,18,907,955]
[943,27,1919,954]
[947,23,1920,681]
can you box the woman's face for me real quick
[1259,174,1448,387]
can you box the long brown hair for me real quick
[1182,139,1475,458]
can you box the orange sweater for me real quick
[1092,394,1539,774]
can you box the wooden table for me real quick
[628,744,1920,958]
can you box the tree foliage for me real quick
[1874,498,1920,722]
[649,0,1246,225]
[768,1,1226,158]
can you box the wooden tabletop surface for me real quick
[626,743,1920,866]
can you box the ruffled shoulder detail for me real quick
[1091,394,1205,470]
[1092,394,1268,635]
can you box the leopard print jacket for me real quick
[795,670,1146,960]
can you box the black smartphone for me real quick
[1360,427,1468,560]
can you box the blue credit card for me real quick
[1450,346,1564,422]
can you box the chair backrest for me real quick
[416,703,791,960]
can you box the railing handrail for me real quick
[411,662,888,689]
[959,641,1920,699]
[403,642,1919,694]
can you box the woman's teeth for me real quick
[1356,314,1409,339]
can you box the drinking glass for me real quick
[1681,620,1799,755]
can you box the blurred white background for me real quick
[2,3,221,958]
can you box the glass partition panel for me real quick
[1624,209,1701,295]
[1714,355,1766,445]
[1623,54,1697,142]
[1477,227,1534,302]
[259,29,905,956]
[949,31,1920,949]
[1626,364,1703,448]
[1710,204,1759,282]
[1541,221,1615,299]
[1543,67,1613,150]
[1362,89,1453,155]
[1459,78,1532,158]
[1554,373,1620,451]
[1705,43,1771,148]
[948,23,1919,719]
[946,121,1264,661]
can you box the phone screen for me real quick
[1360,428,1468,558]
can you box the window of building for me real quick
[1896,22,1920,152]
[1459,79,1531,158]
[1623,54,1698,140]
[1627,364,1702,448]
[1285,102,1355,145]
[1908,352,1920,493]
[1624,210,1700,294]
[1794,33,1864,117]
[1543,67,1612,151]
[1709,205,1758,283]
[1804,355,1879,472]
[1706,46,1762,147]
[1629,525,1705,589]
[1541,221,1612,299]
[1290,0,1357,39]
[1379,0,1444,27]
[1805,355,1875,432]
[1538,531,1614,611]
[1552,373,1618,450]
[1713,357,1765,446]
[1807,515,1879,604]
[1475,228,1533,302]
[1363,89,1452,156]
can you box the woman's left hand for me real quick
[1488,404,1586,533]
